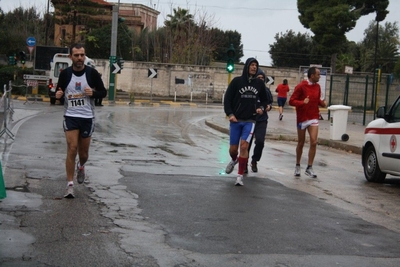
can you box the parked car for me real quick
[362,95,400,182]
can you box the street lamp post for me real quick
[45,0,50,45]
[371,21,379,114]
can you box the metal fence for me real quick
[328,73,399,125]
[0,81,15,140]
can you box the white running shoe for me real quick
[235,175,244,186]
[305,167,317,178]
[64,185,75,198]
[225,159,238,174]
[294,165,301,177]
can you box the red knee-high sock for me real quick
[238,157,248,175]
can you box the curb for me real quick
[205,120,361,155]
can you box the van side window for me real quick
[54,63,69,78]
[391,99,400,122]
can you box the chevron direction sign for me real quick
[112,63,121,74]
[148,68,157,78]
[266,76,275,85]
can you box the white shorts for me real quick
[297,119,319,130]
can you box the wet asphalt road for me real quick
[1,102,400,267]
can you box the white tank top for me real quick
[64,73,95,118]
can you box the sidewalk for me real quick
[205,107,365,155]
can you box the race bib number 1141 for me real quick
[68,98,86,107]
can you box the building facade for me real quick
[51,0,159,46]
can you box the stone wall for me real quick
[94,59,306,101]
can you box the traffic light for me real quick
[8,55,15,65]
[226,58,234,73]
[19,51,26,64]
[226,44,235,73]
[117,57,124,70]
[116,57,124,74]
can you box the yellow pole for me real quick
[228,72,232,85]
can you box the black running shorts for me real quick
[63,116,94,138]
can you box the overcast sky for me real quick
[2,0,399,66]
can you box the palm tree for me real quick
[360,21,400,73]
[164,7,195,63]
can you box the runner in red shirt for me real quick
[275,79,290,120]
[289,67,327,178]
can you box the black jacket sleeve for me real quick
[56,68,70,92]
[266,86,273,106]
[90,69,107,99]
[223,79,236,117]
[257,80,268,109]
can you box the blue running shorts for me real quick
[229,121,255,145]
[277,97,287,107]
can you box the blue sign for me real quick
[26,37,36,47]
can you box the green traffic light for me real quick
[226,44,235,73]
[226,58,234,73]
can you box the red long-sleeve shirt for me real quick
[289,80,325,124]
[275,83,289,98]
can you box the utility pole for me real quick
[108,3,119,103]
[45,0,50,45]
[371,21,379,111]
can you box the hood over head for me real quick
[256,68,266,81]
[242,57,259,82]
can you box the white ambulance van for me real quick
[362,95,400,182]
[48,53,95,105]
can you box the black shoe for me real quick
[251,161,258,172]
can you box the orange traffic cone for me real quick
[0,161,6,199]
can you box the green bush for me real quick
[0,65,18,89]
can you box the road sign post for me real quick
[108,5,119,103]
[148,68,157,102]
[109,56,117,102]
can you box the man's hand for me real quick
[55,88,63,99]
[84,87,93,97]
[228,115,237,122]
[304,96,310,104]
[256,108,263,115]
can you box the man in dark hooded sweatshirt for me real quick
[223,58,269,186]
[246,68,273,173]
